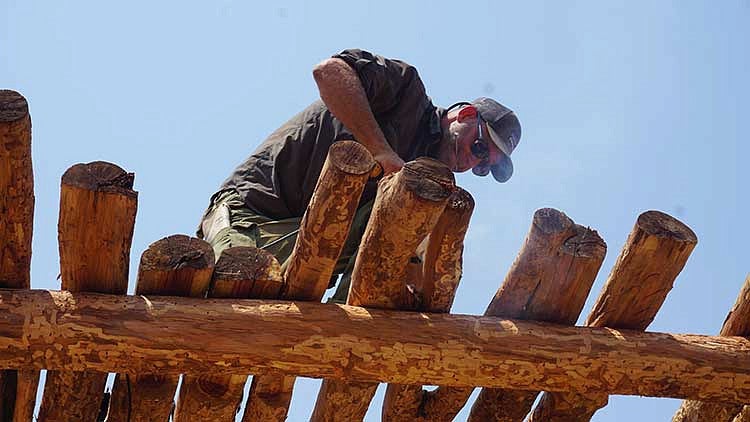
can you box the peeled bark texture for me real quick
[1,290,750,402]
[426,208,607,422]
[530,210,697,422]
[243,141,372,422]
[0,90,36,422]
[39,161,137,422]
[673,274,750,422]
[734,405,750,422]
[383,188,474,421]
[175,246,283,422]
[107,235,214,422]
[0,89,33,289]
[312,158,454,421]
[282,140,374,301]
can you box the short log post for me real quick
[0,90,37,422]
[672,274,750,422]
[106,235,215,422]
[382,188,474,421]
[528,210,697,422]
[422,208,607,422]
[242,141,374,421]
[310,158,454,422]
[173,246,284,421]
[38,161,137,422]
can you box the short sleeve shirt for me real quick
[220,49,443,219]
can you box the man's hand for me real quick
[374,151,405,177]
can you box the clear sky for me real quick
[2,1,749,421]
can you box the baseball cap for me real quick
[471,97,522,183]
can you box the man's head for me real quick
[437,98,521,182]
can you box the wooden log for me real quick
[468,210,607,422]
[734,405,750,422]
[106,235,214,422]
[673,274,750,422]
[420,208,606,422]
[311,158,454,422]
[528,210,697,422]
[174,246,284,421]
[0,90,37,422]
[242,141,373,421]
[382,188,474,421]
[38,161,137,422]
[1,290,750,402]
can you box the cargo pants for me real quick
[197,189,373,304]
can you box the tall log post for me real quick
[529,210,697,422]
[242,141,374,421]
[673,274,750,422]
[106,235,215,422]
[174,246,284,421]
[1,290,750,402]
[421,208,607,422]
[382,188,474,421]
[0,90,37,422]
[38,161,137,422]
[311,158,454,422]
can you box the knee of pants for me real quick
[208,225,260,262]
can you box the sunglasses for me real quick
[471,114,491,162]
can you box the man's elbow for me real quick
[312,58,347,85]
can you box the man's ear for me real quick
[456,105,477,123]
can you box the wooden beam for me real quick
[0,90,37,422]
[673,274,750,422]
[382,187,474,421]
[1,290,750,402]
[38,161,137,422]
[421,208,606,421]
[529,210,697,422]
[311,158,454,421]
[174,246,284,421]
[106,235,214,422]
[242,141,374,421]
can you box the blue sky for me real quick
[2,1,749,420]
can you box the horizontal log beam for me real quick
[0,290,749,403]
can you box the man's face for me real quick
[438,108,504,173]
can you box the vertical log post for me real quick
[242,141,374,421]
[173,246,284,421]
[0,90,36,422]
[310,158,454,422]
[672,274,750,422]
[529,210,698,422]
[421,208,607,422]
[38,161,137,422]
[106,235,215,422]
[382,188,474,421]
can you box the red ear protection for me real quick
[456,105,477,122]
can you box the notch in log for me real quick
[106,235,214,422]
[422,208,607,422]
[311,158,454,422]
[242,141,374,421]
[529,210,697,422]
[0,90,37,422]
[174,246,284,421]
[382,187,474,421]
[38,161,137,422]
[673,274,750,422]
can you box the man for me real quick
[198,49,522,302]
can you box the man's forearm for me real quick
[312,58,403,173]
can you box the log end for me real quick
[402,158,455,202]
[61,161,137,197]
[140,235,215,272]
[211,246,284,299]
[447,186,475,214]
[329,140,376,175]
[637,210,698,244]
[532,208,574,235]
[0,90,28,123]
[561,225,607,259]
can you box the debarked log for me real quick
[0,289,749,402]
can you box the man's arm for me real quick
[312,57,405,176]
